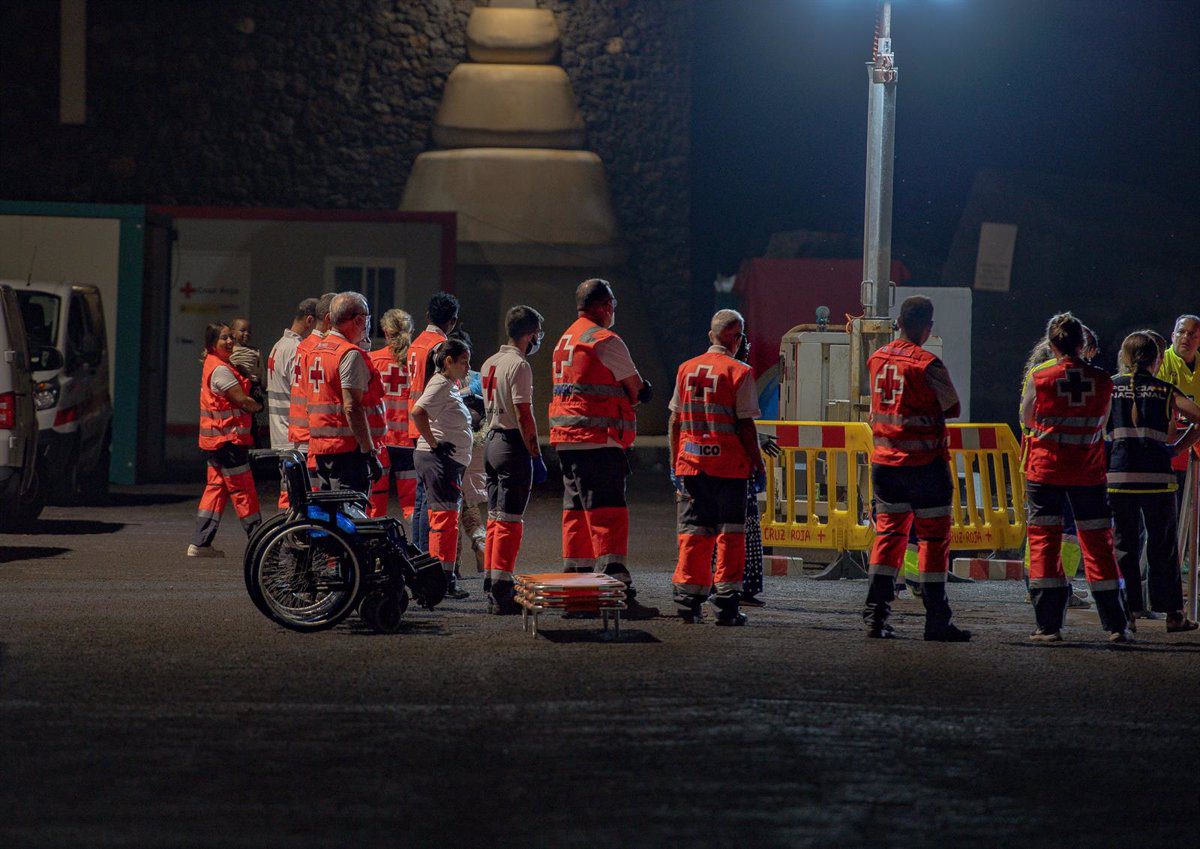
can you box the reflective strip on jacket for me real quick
[867,339,948,467]
[369,347,411,447]
[199,354,253,450]
[308,334,365,456]
[1023,356,1112,486]
[548,317,635,448]
[672,350,754,478]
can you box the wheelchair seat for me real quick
[281,457,369,511]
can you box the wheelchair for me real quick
[244,449,446,633]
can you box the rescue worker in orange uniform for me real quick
[410,336,473,600]
[863,296,970,641]
[668,309,763,625]
[282,292,334,508]
[407,293,460,552]
[479,305,548,614]
[188,322,263,557]
[369,308,417,518]
[306,292,385,496]
[549,279,658,619]
[1022,312,1132,643]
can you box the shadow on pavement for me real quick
[533,628,660,644]
[14,520,125,536]
[106,492,193,507]
[0,546,71,564]
[342,619,450,638]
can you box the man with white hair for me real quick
[1157,313,1200,497]
[668,309,763,625]
[306,291,384,494]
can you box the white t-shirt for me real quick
[480,344,533,431]
[413,372,473,464]
[209,364,240,395]
[328,331,370,392]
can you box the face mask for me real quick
[526,334,542,357]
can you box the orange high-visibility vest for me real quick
[548,317,635,448]
[369,347,410,447]
[673,349,754,478]
[308,334,366,456]
[1024,356,1112,486]
[867,339,949,467]
[199,354,252,450]
[287,331,323,445]
[405,328,447,440]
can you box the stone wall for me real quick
[0,0,691,351]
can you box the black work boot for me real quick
[863,574,896,638]
[487,582,520,615]
[921,581,971,642]
[711,591,746,627]
[1030,585,1069,637]
[444,572,470,600]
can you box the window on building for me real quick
[324,258,407,344]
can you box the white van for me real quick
[0,285,54,529]
[10,281,113,504]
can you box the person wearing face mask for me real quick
[306,292,385,497]
[668,310,764,625]
[368,308,417,519]
[478,305,548,614]
[286,292,335,469]
[189,322,263,557]
[410,338,474,600]
[549,279,659,619]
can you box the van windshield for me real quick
[16,291,60,351]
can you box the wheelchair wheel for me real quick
[243,512,292,614]
[359,588,408,634]
[250,521,362,632]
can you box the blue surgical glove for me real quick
[669,469,686,495]
[751,468,767,495]
[532,455,548,485]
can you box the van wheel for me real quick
[0,470,45,531]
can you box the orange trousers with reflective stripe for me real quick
[193,449,261,547]
[485,520,524,576]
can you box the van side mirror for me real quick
[30,346,64,371]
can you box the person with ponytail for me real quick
[188,322,263,557]
[368,308,418,519]
[1021,312,1131,643]
[410,337,473,600]
[1106,331,1200,632]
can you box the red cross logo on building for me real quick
[381,363,408,396]
[874,364,905,405]
[684,364,718,402]
[308,359,325,394]
[1056,368,1096,406]
[482,366,499,407]
[553,335,576,382]
[180,281,197,299]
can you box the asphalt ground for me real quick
[1,478,1198,848]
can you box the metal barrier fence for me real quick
[757,420,1026,559]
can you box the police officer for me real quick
[479,305,548,614]
[307,292,384,494]
[549,279,657,618]
[862,296,970,642]
[668,310,763,625]
[1107,330,1200,632]
[406,293,460,552]
[1022,312,1131,643]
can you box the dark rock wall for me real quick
[0,0,692,351]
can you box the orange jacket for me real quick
[369,347,411,447]
[287,331,323,445]
[868,339,948,467]
[549,317,635,448]
[199,354,252,450]
[673,350,754,478]
[405,328,447,440]
[308,334,366,456]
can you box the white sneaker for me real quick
[1030,629,1063,643]
[187,544,225,558]
[1108,628,1135,644]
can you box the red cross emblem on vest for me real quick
[874,363,904,405]
[1056,368,1095,405]
[684,364,718,402]
[553,335,576,382]
[381,363,407,396]
[308,358,326,394]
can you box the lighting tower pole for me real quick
[848,1,898,422]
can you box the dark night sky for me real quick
[689,0,1200,287]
